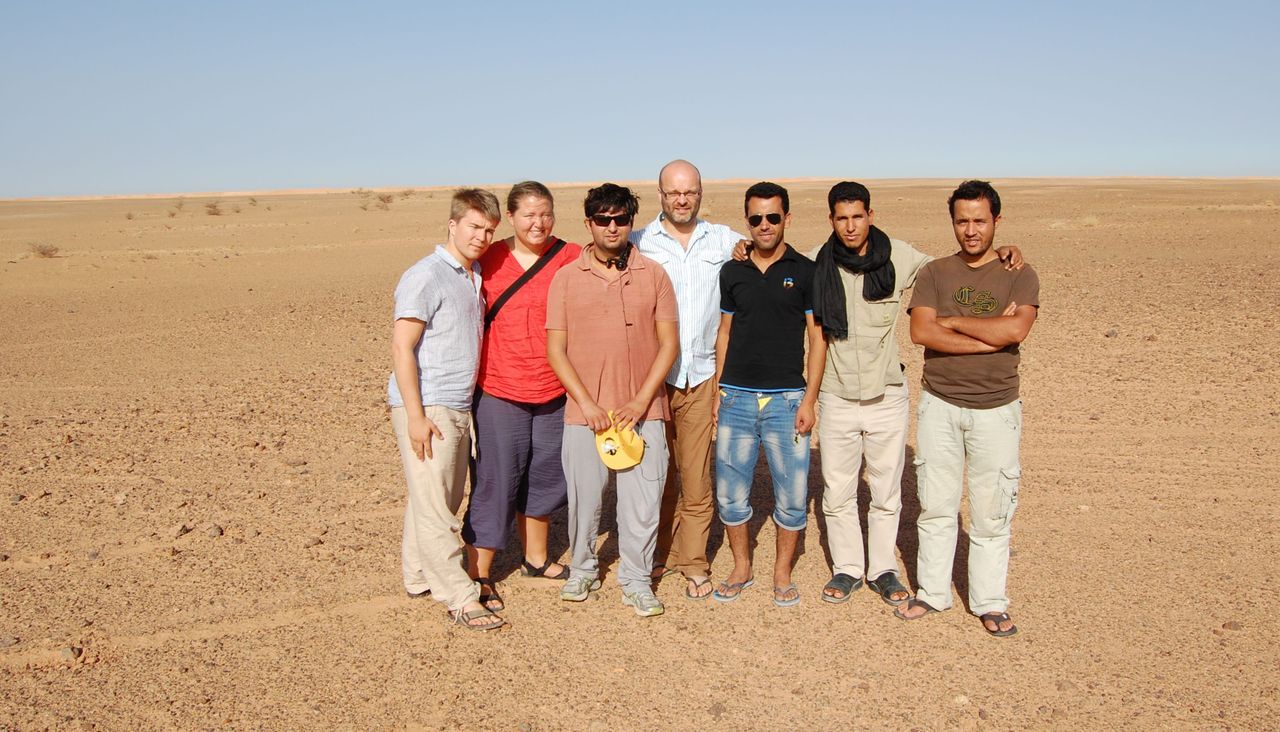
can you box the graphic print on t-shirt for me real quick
[952,285,999,315]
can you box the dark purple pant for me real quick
[462,391,568,549]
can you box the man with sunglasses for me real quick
[546,183,679,617]
[711,182,824,608]
[632,159,749,601]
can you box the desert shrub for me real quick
[248,197,258,207]
[125,212,134,220]
[29,242,59,258]
[167,210,177,218]
[205,201,222,216]
[376,193,394,205]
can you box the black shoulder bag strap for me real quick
[483,237,568,329]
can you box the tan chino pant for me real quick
[818,383,910,581]
[655,378,717,577]
[392,405,479,612]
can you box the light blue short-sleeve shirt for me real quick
[387,246,484,411]
[632,216,746,389]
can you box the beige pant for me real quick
[913,391,1022,616]
[818,383,909,581]
[655,378,717,577]
[392,405,478,611]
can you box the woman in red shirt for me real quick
[463,181,582,610]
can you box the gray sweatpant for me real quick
[562,421,668,595]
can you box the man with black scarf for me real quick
[812,181,1021,608]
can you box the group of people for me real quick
[387,160,1040,637]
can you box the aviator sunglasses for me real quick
[590,213,634,227]
[748,213,783,227]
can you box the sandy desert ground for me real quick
[1,178,1278,730]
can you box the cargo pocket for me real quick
[912,456,929,507]
[993,466,1021,526]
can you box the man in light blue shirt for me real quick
[388,188,504,631]
[631,159,747,600]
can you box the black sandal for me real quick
[866,572,910,606]
[894,598,939,621]
[519,558,569,580]
[980,611,1018,637]
[475,577,504,612]
[821,573,863,604]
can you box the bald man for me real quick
[630,160,747,600]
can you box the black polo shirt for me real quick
[718,244,817,391]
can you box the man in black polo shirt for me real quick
[710,182,825,608]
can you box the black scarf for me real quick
[812,225,896,340]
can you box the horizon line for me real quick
[3,175,1278,204]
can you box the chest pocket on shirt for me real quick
[865,297,901,329]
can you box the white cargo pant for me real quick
[912,391,1022,616]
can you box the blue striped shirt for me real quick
[631,216,745,389]
[387,246,484,411]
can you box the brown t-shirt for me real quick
[546,246,679,425]
[908,255,1040,409]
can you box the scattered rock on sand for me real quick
[9,494,24,504]
[1222,621,1243,631]
[207,524,224,538]
[1104,329,1118,338]
[978,708,989,720]
[336,472,352,482]
[0,636,19,648]
[58,646,83,661]
[1057,680,1079,693]
[173,522,193,539]
[285,458,307,467]
[708,702,725,721]
[304,537,323,548]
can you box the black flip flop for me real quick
[894,598,939,621]
[980,611,1018,637]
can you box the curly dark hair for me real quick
[583,183,640,218]
[948,180,1001,218]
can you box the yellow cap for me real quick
[595,412,646,470]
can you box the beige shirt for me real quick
[821,239,932,401]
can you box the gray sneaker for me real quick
[622,589,665,617]
[560,575,601,602]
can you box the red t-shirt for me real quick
[476,237,583,403]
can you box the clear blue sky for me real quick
[2,1,1276,197]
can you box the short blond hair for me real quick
[450,188,501,223]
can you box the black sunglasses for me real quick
[590,213,633,227]
[747,213,783,227]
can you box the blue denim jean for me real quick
[715,388,810,531]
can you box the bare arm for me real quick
[712,312,733,424]
[910,306,1001,354]
[614,320,680,432]
[546,328,611,432]
[937,303,1038,348]
[796,313,826,434]
[391,318,443,460]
